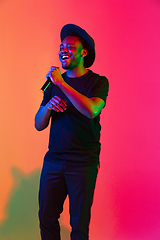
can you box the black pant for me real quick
[38,160,98,240]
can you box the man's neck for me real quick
[66,67,88,78]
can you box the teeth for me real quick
[61,55,69,60]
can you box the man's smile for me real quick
[60,54,71,60]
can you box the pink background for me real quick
[0,0,160,239]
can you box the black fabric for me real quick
[39,160,98,240]
[40,69,109,166]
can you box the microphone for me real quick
[40,77,52,92]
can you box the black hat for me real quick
[60,24,95,68]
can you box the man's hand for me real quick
[47,95,67,112]
[46,66,65,86]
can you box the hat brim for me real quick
[60,24,95,68]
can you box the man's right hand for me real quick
[46,96,67,112]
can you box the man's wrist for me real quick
[46,102,52,111]
[58,79,67,90]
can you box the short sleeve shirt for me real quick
[41,70,109,166]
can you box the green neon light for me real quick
[44,82,51,91]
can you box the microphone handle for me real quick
[40,77,52,92]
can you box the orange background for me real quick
[0,0,160,239]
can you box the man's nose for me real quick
[61,46,68,52]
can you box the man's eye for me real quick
[67,45,75,49]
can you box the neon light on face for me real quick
[59,36,84,70]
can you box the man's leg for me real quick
[64,164,98,240]
[39,160,68,240]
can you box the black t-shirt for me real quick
[40,70,109,166]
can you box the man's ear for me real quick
[81,48,87,57]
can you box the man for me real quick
[35,24,109,240]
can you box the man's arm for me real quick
[50,67,105,119]
[35,105,51,131]
[59,82,105,119]
[35,95,67,131]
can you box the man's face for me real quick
[59,36,84,70]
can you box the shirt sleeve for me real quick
[40,85,52,106]
[88,76,109,103]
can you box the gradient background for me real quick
[0,0,160,239]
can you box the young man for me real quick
[35,24,109,240]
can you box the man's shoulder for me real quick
[86,69,109,84]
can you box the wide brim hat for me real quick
[60,24,95,68]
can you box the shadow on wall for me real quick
[0,167,70,240]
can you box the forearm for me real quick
[58,81,103,119]
[48,67,105,119]
[35,105,51,131]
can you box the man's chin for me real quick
[61,63,70,70]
